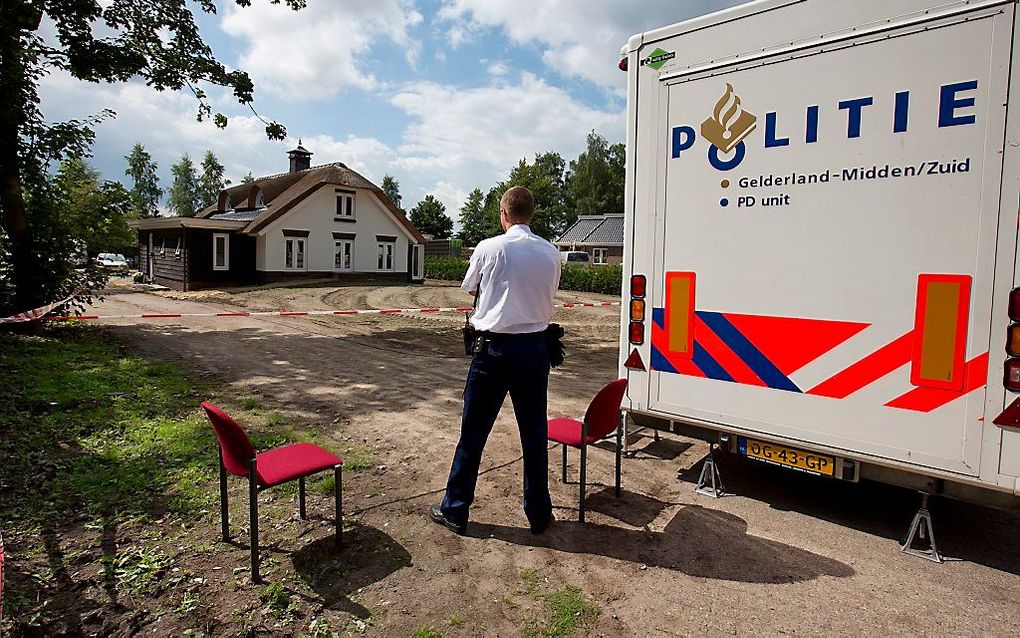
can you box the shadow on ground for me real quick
[291,523,412,618]
[677,450,1020,576]
[470,503,853,583]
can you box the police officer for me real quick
[430,186,561,535]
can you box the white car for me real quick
[96,253,129,272]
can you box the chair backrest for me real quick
[201,402,256,477]
[583,379,628,442]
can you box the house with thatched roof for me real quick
[129,144,426,290]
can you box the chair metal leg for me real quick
[561,444,567,483]
[299,476,307,520]
[334,464,343,550]
[579,423,588,523]
[219,449,229,541]
[248,458,260,583]
[615,423,622,499]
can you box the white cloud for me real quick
[389,72,622,211]
[221,0,423,100]
[437,0,750,91]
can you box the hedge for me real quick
[425,257,622,296]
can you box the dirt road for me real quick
[83,285,1020,636]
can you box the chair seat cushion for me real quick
[256,443,343,487]
[547,418,588,447]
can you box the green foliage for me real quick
[241,171,255,184]
[564,131,626,218]
[1,0,301,311]
[124,143,163,218]
[381,174,403,213]
[261,581,299,619]
[54,158,136,255]
[412,626,444,638]
[0,159,109,316]
[198,150,226,210]
[410,194,454,239]
[558,263,622,295]
[424,256,469,282]
[112,545,175,593]
[169,153,201,217]
[457,187,489,246]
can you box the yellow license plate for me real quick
[739,437,834,476]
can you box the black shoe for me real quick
[530,513,555,535]
[429,506,467,535]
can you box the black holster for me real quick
[544,323,565,367]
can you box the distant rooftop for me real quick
[556,214,624,245]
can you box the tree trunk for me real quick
[0,7,40,312]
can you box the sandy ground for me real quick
[63,284,1020,635]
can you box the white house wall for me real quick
[258,186,412,274]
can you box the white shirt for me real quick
[461,224,561,334]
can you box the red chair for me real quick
[201,402,344,582]
[547,379,628,522]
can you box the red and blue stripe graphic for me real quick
[651,307,869,394]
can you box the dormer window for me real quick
[335,189,355,221]
[255,190,265,208]
[225,194,233,210]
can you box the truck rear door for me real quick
[640,5,1012,476]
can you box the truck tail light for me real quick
[628,274,646,348]
[1008,324,1020,357]
[629,321,645,345]
[1005,358,1020,393]
[630,299,645,322]
[618,57,628,72]
[1009,287,1020,321]
[630,274,646,298]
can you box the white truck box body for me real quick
[620,0,1020,499]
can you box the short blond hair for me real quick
[500,186,535,223]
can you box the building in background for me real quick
[554,214,624,265]
[130,144,426,290]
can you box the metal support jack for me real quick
[694,445,724,498]
[901,492,943,563]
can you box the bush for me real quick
[559,263,622,295]
[426,257,622,295]
[425,256,469,282]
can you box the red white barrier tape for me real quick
[44,301,620,322]
[0,290,78,324]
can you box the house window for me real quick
[285,237,306,270]
[225,194,233,210]
[593,248,608,264]
[159,238,166,256]
[377,240,394,271]
[334,239,354,272]
[255,191,265,208]
[213,233,230,270]
[335,190,355,220]
[174,238,182,259]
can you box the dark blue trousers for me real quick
[441,334,552,528]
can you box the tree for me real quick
[410,195,453,239]
[565,131,626,219]
[490,153,569,240]
[457,188,489,246]
[55,158,135,254]
[241,172,255,184]
[0,0,299,314]
[168,154,201,217]
[124,143,162,218]
[198,150,226,209]
[381,174,403,213]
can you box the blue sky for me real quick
[39,0,749,216]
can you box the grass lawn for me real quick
[0,325,376,636]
